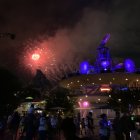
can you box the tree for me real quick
[108,87,140,113]
[0,68,22,116]
[45,86,75,112]
[18,85,41,102]
[18,69,52,102]
[32,69,52,91]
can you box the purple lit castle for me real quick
[80,34,136,74]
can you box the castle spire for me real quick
[95,34,112,73]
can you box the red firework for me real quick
[23,43,56,75]
[31,53,40,61]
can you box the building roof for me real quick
[59,73,140,89]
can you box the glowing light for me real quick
[23,42,56,77]
[125,78,128,81]
[100,88,111,92]
[101,60,110,68]
[124,59,135,73]
[83,101,89,107]
[118,99,121,102]
[115,63,124,70]
[32,53,40,61]
[101,33,110,45]
[80,61,89,74]
[100,84,111,92]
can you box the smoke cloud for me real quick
[0,0,140,81]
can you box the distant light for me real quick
[101,61,110,69]
[100,84,111,92]
[121,87,128,91]
[115,63,124,70]
[32,53,40,61]
[101,33,110,45]
[26,96,33,100]
[100,88,111,92]
[124,59,135,73]
[80,61,89,74]
[118,99,121,102]
[37,110,43,113]
[83,101,89,107]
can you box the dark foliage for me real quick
[108,88,140,112]
[46,86,75,111]
[0,68,22,116]
[18,86,41,102]
[32,69,52,91]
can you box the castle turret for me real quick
[95,34,112,73]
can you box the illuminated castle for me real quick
[80,33,136,75]
[60,34,140,117]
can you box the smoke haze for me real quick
[0,0,140,81]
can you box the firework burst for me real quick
[23,41,56,76]
[21,38,81,82]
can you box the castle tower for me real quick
[95,34,112,73]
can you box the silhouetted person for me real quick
[99,114,110,140]
[87,112,94,136]
[62,117,76,140]
[38,112,47,140]
[113,112,124,140]
[24,113,37,140]
[27,104,34,114]
[8,111,20,140]
[129,115,137,140]
[120,112,131,140]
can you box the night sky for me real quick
[0,0,140,82]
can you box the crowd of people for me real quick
[0,105,140,140]
[0,105,63,140]
[98,111,139,140]
[112,112,138,140]
[0,104,96,140]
